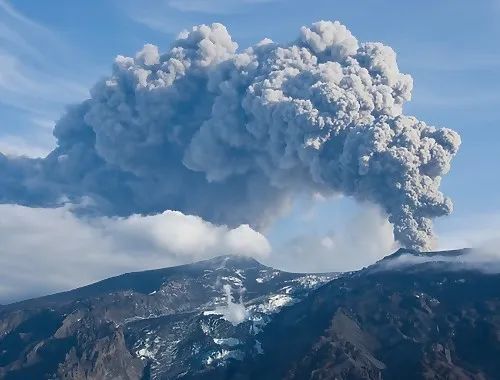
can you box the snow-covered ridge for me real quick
[128,261,339,377]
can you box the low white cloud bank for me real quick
[269,203,398,273]
[0,204,270,303]
[377,244,500,274]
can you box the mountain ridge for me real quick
[1,253,344,312]
[0,253,339,379]
[2,248,500,379]
[217,247,500,379]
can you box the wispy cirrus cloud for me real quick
[0,0,88,112]
[120,0,282,33]
[167,0,280,14]
[0,0,90,157]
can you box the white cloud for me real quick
[377,244,500,274]
[0,204,270,303]
[0,134,53,158]
[269,203,398,273]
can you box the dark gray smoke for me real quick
[0,21,461,250]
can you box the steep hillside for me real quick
[0,255,337,379]
[215,249,500,380]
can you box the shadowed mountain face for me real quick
[1,250,500,379]
[0,255,337,379]
[212,249,500,380]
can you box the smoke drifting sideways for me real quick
[0,21,460,250]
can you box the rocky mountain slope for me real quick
[212,249,500,380]
[0,255,337,379]
[2,249,500,379]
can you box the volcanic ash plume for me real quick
[0,21,460,250]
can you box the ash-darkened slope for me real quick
[211,248,500,380]
[0,255,337,380]
[2,250,499,380]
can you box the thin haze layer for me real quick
[0,21,461,250]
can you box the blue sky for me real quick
[1,0,500,288]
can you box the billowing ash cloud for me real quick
[0,21,460,250]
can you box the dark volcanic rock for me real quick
[2,249,500,379]
[0,255,337,379]
[217,249,500,380]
